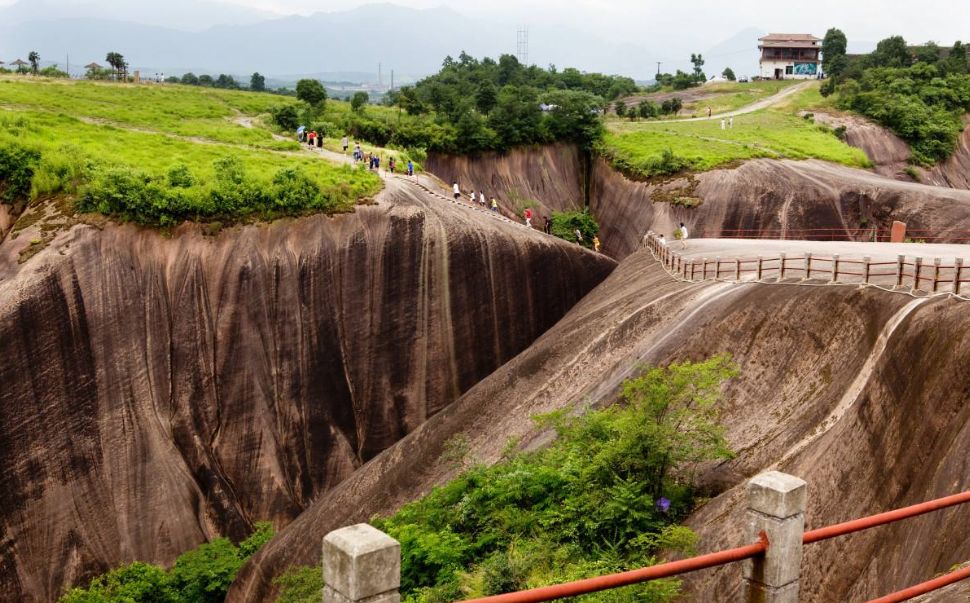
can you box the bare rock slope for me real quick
[230,246,970,603]
[0,179,614,602]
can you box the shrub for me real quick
[167,164,194,188]
[274,566,324,603]
[0,142,41,203]
[271,104,300,131]
[550,208,599,247]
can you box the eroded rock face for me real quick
[590,157,970,259]
[0,180,615,602]
[424,144,586,220]
[229,248,970,603]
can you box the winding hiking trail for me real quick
[647,80,814,124]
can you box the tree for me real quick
[637,99,657,119]
[614,101,627,117]
[946,41,968,74]
[690,53,705,81]
[180,72,199,86]
[914,41,942,65]
[475,81,498,115]
[350,91,369,113]
[722,67,736,81]
[296,79,327,106]
[271,104,300,131]
[215,74,239,89]
[869,35,911,68]
[27,51,39,74]
[822,28,848,76]
[541,89,604,148]
[164,75,179,84]
[105,52,127,81]
[198,74,214,87]
[250,72,266,92]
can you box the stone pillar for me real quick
[890,221,907,243]
[743,471,807,603]
[323,524,401,603]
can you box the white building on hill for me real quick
[758,33,822,79]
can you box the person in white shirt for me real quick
[658,234,667,247]
[678,222,689,248]
[453,182,461,200]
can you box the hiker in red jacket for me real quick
[524,207,533,228]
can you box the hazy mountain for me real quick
[0,2,765,83]
[0,0,277,31]
[702,27,765,79]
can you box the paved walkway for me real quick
[674,239,970,263]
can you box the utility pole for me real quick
[378,62,383,90]
[656,61,662,76]
[390,69,394,92]
[66,53,70,78]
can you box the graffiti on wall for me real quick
[794,62,818,76]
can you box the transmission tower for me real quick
[516,27,529,65]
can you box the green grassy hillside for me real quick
[0,77,381,226]
[601,83,869,179]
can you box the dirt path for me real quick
[644,81,814,124]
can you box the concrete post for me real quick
[896,255,905,288]
[890,220,907,243]
[757,257,764,281]
[715,257,721,279]
[323,524,401,603]
[933,258,941,293]
[743,471,807,603]
[914,257,923,291]
[804,252,812,279]
[779,253,787,280]
[735,258,741,281]
[831,254,839,283]
[863,256,871,284]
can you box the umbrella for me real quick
[10,59,28,66]
[297,126,306,134]
[84,62,102,70]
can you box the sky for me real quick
[219,0,969,49]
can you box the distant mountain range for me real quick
[0,0,835,84]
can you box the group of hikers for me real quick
[298,127,323,148]
[449,182,602,252]
[297,129,416,176]
[655,223,690,248]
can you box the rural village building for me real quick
[759,33,821,79]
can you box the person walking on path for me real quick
[544,216,552,234]
[342,136,349,153]
[720,119,726,130]
[574,228,584,245]
[593,235,601,253]
[677,222,689,249]
[707,106,712,118]
[407,160,414,177]
[469,191,477,205]
[524,207,533,228]
[490,198,498,212]
[658,234,667,247]
[308,130,317,147]
[729,116,734,128]
[453,182,461,200]
[479,191,486,207]
[388,157,396,173]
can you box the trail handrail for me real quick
[459,489,970,603]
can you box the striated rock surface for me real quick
[424,144,585,220]
[230,245,970,603]
[0,178,614,602]
[590,157,970,259]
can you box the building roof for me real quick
[10,59,28,66]
[759,33,821,49]
[85,62,102,69]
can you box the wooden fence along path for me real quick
[644,233,970,301]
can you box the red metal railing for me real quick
[460,491,970,602]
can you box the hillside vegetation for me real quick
[0,77,381,226]
[275,356,737,603]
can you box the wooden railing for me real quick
[644,233,970,298]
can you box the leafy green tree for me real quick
[105,52,127,80]
[638,99,658,119]
[296,79,327,107]
[721,67,736,81]
[914,42,942,65]
[180,72,199,86]
[198,74,214,87]
[250,72,266,92]
[274,566,323,603]
[671,70,696,90]
[822,28,848,76]
[488,85,544,148]
[614,101,627,117]
[164,75,179,84]
[541,89,604,148]
[475,81,498,115]
[660,98,683,114]
[550,209,599,246]
[946,41,968,74]
[215,74,239,89]
[689,53,705,81]
[60,562,175,603]
[350,91,369,113]
[869,35,911,67]
[27,51,40,74]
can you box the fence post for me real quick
[735,258,741,281]
[896,255,905,288]
[702,259,708,280]
[757,257,764,281]
[955,258,964,295]
[831,254,839,283]
[743,471,807,603]
[715,257,722,279]
[690,261,696,281]
[323,524,401,603]
[779,253,787,280]
[933,258,941,293]
[863,256,871,285]
[804,252,812,279]
[914,257,923,291]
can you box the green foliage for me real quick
[822,28,848,77]
[274,566,324,603]
[722,67,736,81]
[869,35,912,68]
[250,72,266,92]
[549,208,599,248]
[614,101,627,117]
[360,356,736,602]
[296,79,327,107]
[832,59,970,163]
[271,104,300,131]
[28,51,40,74]
[0,141,41,202]
[59,524,275,603]
[351,91,370,113]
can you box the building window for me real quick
[785,65,794,75]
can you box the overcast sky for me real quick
[222,0,967,48]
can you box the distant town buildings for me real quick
[758,33,822,80]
